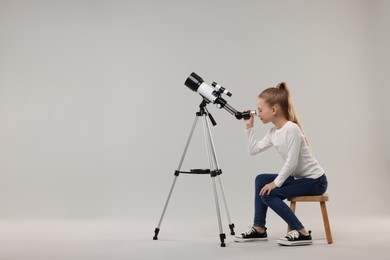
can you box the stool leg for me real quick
[287,201,296,232]
[320,201,333,244]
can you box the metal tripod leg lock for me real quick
[153,104,235,247]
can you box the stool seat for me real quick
[288,194,329,202]
[287,193,333,244]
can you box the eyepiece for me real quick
[185,72,204,92]
[235,110,256,120]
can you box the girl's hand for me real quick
[244,109,254,129]
[260,182,277,196]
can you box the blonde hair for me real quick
[259,82,309,146]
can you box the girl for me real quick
[234,82,328,246]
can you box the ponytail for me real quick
[259,82,309,146]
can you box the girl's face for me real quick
[257,98,274,124]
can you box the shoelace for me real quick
[285,230,300,240]
[242,227,256,236]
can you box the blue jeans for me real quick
[254,173,328,230]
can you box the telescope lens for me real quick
[184,72,204,92]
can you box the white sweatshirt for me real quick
[245,121,325,187]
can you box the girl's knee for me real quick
[255,173,276,186]
[255,174,263,184]
[255,173,267,184]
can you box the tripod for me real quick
[153,100,235,247]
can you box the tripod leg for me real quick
[153,176,178,240]
[212,177,226,247]
[202,116,226,247]
[217,176,235,235]
[153,116,199,240]
[176,116,200,171]
[204,115,235,236]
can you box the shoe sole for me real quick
[277,239,312,246]
[234,237,268,242]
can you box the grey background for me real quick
[0,0,389,231]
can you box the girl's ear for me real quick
[271,105,277,116]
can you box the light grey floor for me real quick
[0,216,388,260]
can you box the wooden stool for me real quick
[287,193,333,244]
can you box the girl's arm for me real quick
[245,127,273,155]
[244,109,272,155]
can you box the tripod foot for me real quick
[219,233,226,247]
[153,228,160,240]
[229,223,235,235]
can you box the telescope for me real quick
[184,72,255,120]
[154,72,244,247]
